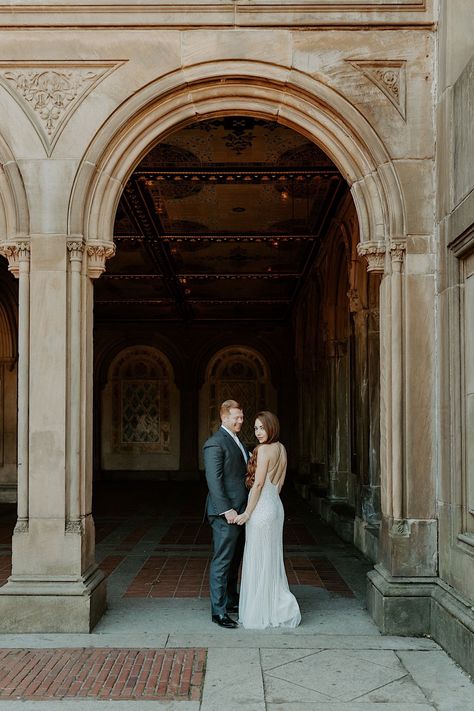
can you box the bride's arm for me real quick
[235,447,270,525]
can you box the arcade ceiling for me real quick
[95,117,347,322]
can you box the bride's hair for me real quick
[245,411,280,489]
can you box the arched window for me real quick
[199,346,276,460]
[101,346,179,471]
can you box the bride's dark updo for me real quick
[245,411,280,489]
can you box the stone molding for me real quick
[0,2,432,31]
[0,62,124,156]
[448,224,474,259]
[0,240,30,278]
[86,241,116,279]
[349,60,407,119]
[357,241,386,273]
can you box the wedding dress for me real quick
[239,446,301,629]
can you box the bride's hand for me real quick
[235,512,250,525]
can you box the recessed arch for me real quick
[68,60,406,251]
[0,134,29,242]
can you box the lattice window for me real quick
[110,347,172,454]
[206,347,272,446]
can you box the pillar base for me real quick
[0,566,107,632]
[367,564,435,636]
[367,564,474,678]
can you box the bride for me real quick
[234,411,301,629]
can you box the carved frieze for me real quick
[357,241,386,274]
[348,60,407,119]
[0,61,124,155]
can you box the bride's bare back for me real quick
[259,442,287,490]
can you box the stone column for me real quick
[0,235,114,632]
[0,241,30,525]
[326,337,350,502]
[359,239,438,635]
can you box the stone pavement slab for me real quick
[167,633,439,650]
[398,650,474,711]
[200,648,265,711]
[266,705,435,710]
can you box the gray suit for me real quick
[203,426,248,616]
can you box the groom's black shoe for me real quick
[212,613,238,629]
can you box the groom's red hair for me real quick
[220,399,242,418]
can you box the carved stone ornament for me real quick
[357,241,386,274]
[65,520,83,535]
[13,520,29,535]
[87,241,116,279]
[67,238,85,262]
[0,62,124,156]
[0,240,30,278]
[390,240,406,264]
[348,60,407,120]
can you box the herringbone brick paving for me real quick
[0,648,206,700]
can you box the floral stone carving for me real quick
[0,62,123,154]
[348,60,407,119]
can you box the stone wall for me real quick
[435,1,474,674]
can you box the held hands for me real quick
[234,511,250,526]
[224,509,238,523]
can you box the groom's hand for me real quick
[224,509,238,523]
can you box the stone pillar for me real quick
[359,239,438,636]
[0,235,114,632]
[326,337,350,502]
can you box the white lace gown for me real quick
[239,473,301,629]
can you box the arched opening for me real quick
[0,262,18,506]
[90,109,383,603]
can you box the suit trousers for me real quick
[209,515,245,616]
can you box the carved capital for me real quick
[390,240,406,264]
[13,519,29,534]
[67,238,85,263]
[347,288,363,313]
[86,241,116,279]
[357,241,386,274]
[65,519,83,535]
[0,240,31,278]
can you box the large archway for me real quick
[0,63,409,632]
[76,64,403,626]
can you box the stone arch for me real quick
[68,60,406,254]
[101,344,180,472]
[0,134,29,242]
[198,345,277,463]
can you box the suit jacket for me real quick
[203,427,248,517]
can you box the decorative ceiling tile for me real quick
[0,61,124,155]
[348,60,407,119]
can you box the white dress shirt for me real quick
[220,425,248,515]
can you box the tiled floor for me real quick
[0,481,357,599]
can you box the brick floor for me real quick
[125,554,353,598]
[0,483,358,600]
[0,648,206,700]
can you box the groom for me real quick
[203,399,248,628]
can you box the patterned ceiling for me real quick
[96,117,346,322]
